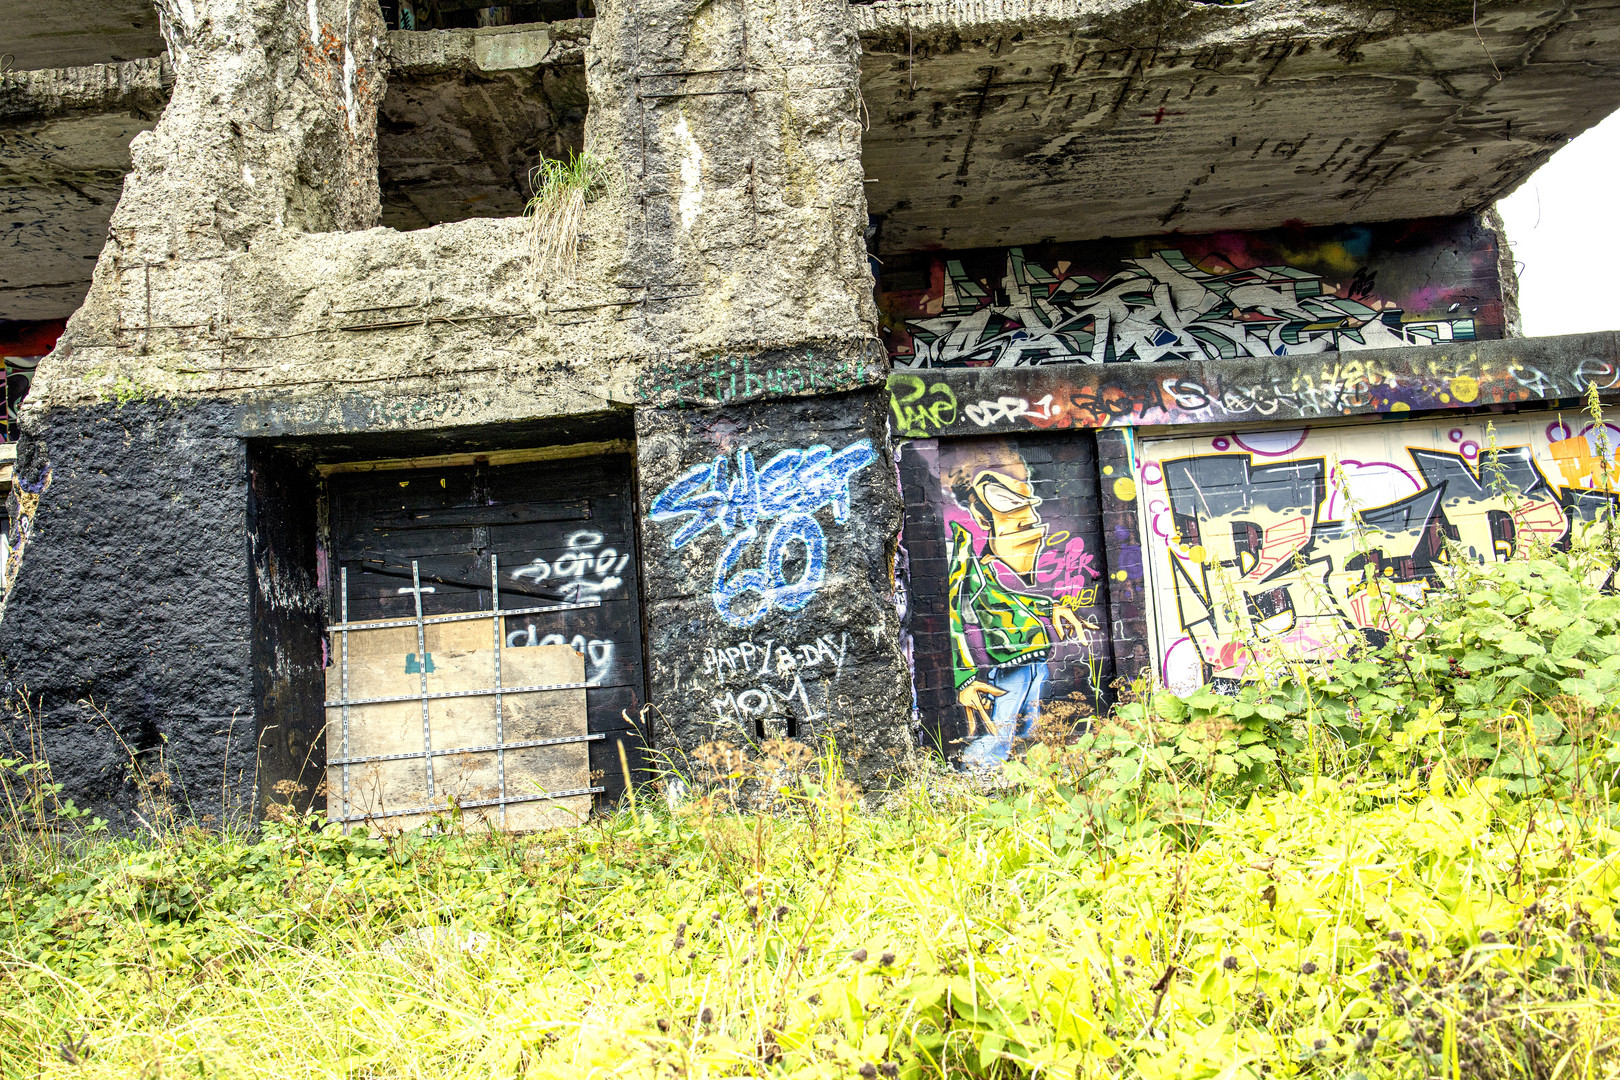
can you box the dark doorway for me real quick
[326,451,649,806]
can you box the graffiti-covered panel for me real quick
[879,217,1504,369]
[636,392,912,785]
[900,434,1113,764]
[1136,414,1619,693]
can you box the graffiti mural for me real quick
[648,439,878,628]
[1136,415,1619,693]
[898,435,1112,765]
[0,319,62,441]
[878,217,1504,369]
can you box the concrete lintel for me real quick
[385,19,593,76]
[888,332,1620,438]
[0,54,172,123]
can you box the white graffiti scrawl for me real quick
[649,440,877,628]
[510,529,629,600]
[900,247,1478,368]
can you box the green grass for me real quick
[4,756,1620,1078]
[10,514,1620,1077]
[524,151,608,280]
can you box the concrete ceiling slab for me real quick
[855,0,1620,253]
[2,0,164,71]
[0,110,154,320]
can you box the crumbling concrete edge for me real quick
[0,54,174,122]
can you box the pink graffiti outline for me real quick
[1232,427,1310,458]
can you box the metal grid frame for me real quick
[326,556,605,829]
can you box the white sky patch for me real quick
[1499,108,1620,337]
[674,114,704,230]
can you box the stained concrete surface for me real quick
[1,0,164,72]
[0,400,258,828]
[635,390,912,788]
[857,0,1620,252]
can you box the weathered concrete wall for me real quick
[31,0,881,421]
[636,389,911,786]
[6,0,908,816]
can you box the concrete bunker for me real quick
[8,0,1620,828]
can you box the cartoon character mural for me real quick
[900,436,1112,765]
[1136,416,1619,692]
[877,218,1504,369]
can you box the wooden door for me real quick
[326,452,648,816]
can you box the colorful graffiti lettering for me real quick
[886,345,1620,438]
[879,219,1502,370]
[648,440,877,628]
[888,373,958,436]
[1139,419,1620,692]
[639,347,871,407]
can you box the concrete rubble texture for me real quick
[3,0,1620,824]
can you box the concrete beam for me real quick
[0,0,164,71]
[385,19,592,75]
[886,331,1620,438]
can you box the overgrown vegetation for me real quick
[524,151,609,280]
[8,442,1620,1077]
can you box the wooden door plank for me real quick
[326,619,589,833]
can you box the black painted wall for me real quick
[0,400,258,828]
[635,390,912,786]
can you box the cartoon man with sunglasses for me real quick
[949,468,1095,767]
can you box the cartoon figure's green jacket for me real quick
[948,521,1056,690]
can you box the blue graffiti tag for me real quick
[648,440,877,627]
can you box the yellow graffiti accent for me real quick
[1549,434,1614,492]
[1391,402,1411,412]
[1449,376,1480,403]
[1112,477,1138,502]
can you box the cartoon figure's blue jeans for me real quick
[962,660,1048,767]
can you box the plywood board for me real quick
[325,615,590,833]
